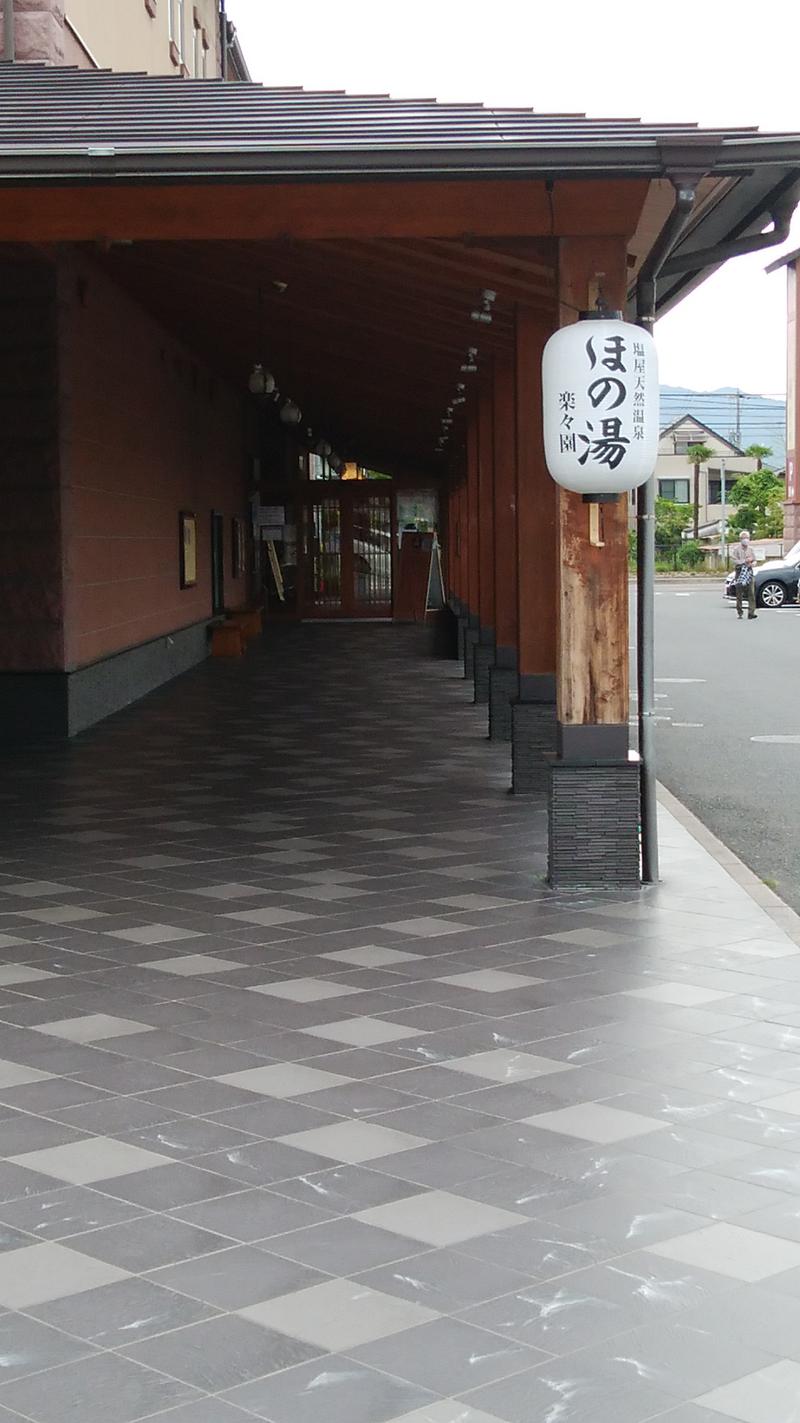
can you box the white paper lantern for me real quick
[542,319,659,494]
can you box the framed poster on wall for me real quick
[231,517,246,578]
[179,511,197,588]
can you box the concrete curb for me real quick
[657,781,800,947]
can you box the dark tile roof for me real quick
[0,60,796,177]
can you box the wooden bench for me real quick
[210,624,244,657]
[226,608,263,640]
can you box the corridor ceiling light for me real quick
[248,363,276,396]
[279,399,302,425]
[460,347,479,373]
[471,288,497,324]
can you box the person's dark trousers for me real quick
[736,579,756,619]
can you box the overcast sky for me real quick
[227,0,799,398]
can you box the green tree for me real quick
[726,469,784,538]
[744,443,773,472]
[655,497,689,555]
[686,443,714,539]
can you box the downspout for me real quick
[219,0,227,79]
[3,0,15,61]
[635,176,800,884]
[635,180,699,885]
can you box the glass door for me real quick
[301,486,393,618]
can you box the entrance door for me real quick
[302,485,393,618]
[210,512,225,614]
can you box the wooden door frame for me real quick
[299,481,395,620]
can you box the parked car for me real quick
[724,540,800,608]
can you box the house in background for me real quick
[0,0,250,77]
[655,414,762,531]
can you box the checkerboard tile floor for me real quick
[1,624,800,1422]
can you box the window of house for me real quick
[169,0,185,62]
[673,435,704,455]
[708,473,740,504]
[658,479,690,503]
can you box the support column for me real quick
[549,236,640,886]
[488,354,519,740]
[473,382,495,704]
[511,307,558,789]
[463,410,480,679]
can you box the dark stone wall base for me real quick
[463,627,480,680]
[511,699,557,792]
[488,666,518,741]
[456,615,469,664]
[548,758,642,887]
[0,620,211,742]
[472,642,495,705]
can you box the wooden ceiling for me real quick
[100,235,558,476]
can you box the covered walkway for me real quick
[2,631,800,1421]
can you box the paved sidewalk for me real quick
[1,625,800,1423]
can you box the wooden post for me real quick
[473,380,496,703]
[492,355,518,662]
[556,236,630,760]
[548,235,640,886]
[487,353,519,739]
[463,408,481,677]
[511,306,558,786]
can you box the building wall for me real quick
[66,0,221,76]
[0,255,64,674]
[58,251,248,672]
[1,0,222,74]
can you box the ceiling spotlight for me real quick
[248,363,276,396]
[452,395,465,406]
[471,288,497,324]
[272,280,289,294]
[279,399,302,425]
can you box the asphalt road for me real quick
[639,578,800,911]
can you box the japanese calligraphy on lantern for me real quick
[542,319,659,494]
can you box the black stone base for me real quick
[0,619,211,743]
[488,666,518,741]
[511,699,557,792]
[472,642,495,705]
[463,632,476,678]
[548,756,641,887]
[456,615,469,664]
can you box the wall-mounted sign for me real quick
[257,504,285,527]
[542,319,658,494]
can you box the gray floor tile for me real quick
[148,1242,325,1308]
[0,1186,145,1242]
[0,1312,97,1382]
[350,1316,541,1394]
[222,1357,438,1423]
[122,1314,321,1392]
[360,1248,532,1313]
[463,1360,676,1423]
[0,1351,199,1423]
[264,1217,421,1274]
[269,1164,426,1214]
[30,1275,217,1347]
[173,1186,336,1241]
[68,1215,232,1272]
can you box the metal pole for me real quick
[720,456,727,569]
[3,0,15,61]
[635,182,698,884]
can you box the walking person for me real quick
[732,530,757,620]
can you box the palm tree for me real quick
[686,442,714,540]
[744,443,773,472]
